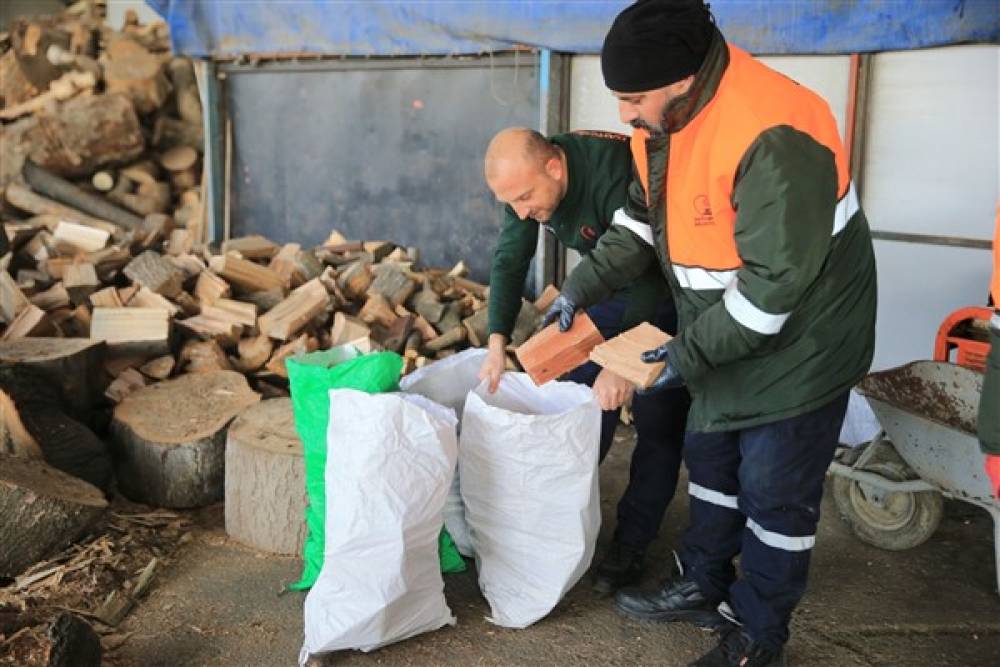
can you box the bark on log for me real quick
[111,371,260,508]
[5,183,120,238]
[167,57,203,126]
[0,453,107,578]
[18,93,145,177]
[224,398,307,555]
[22,160,143,231]
[0,337,105,419]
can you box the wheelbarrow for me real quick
[829,360,1000,595]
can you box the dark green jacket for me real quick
[563,30,877,432]
[487,132,668,339]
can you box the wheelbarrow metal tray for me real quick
[857,361,993,502]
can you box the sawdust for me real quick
[0,498,190,666]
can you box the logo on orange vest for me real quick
[693,195,714,226]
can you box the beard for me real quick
[629,97,673,135]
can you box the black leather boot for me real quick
[689,625,787,667]
[592,541,645,594]
[614,576,725,628]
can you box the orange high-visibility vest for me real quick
[631,44,850,273]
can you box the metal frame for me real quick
[535,50,571,296]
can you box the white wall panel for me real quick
[864,45,998,240]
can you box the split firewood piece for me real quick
[124,251,185,298]
[368,266,416,307]
[176,314,242,348]
[118,284,140,305]
[511,299,543,347]
[257,279,329,341]
[373,314,413,354]
[0,271,29,323]
[329,312,371,350]
[446,260,468,279]
[515,312,604,386]
[104,355,146,381]
[359,292,398,328]
[221,234,279,260]
[462,308,489,348]
[363,240,395,262]
[0,338,105,419]
[589,323,673,389]
[104,36,171,114]
[110,371,260,508]
[13,93,145,180]
[63,262,99,306]
[451,276,488,299]
[128,286,179,317]
[120,161,159,186]
[4,220,44,250]
[225,398,307,555]
[0,49,38,109]
[267,243,306,287]
[0,454,107,579]
[412,314,439,343]
[201,298,257,329]
[265,334,318,378]
[166,229,194,257]
[1,305,53,341]
[194,270,231,304]
[52,221,109,253]
[91,307,171,356]
[105,368,148,404]
[424,325,467,353]
[168,253,206,283]
[87,245,132,282]
[139,355,175,381]
[24,230,55,264]
[233,334,273,373]
[5,183,119,238]
[168,57,203,126]
[434,301,464,335]
[137,213,173,249]
[179,340,232,373]
[40,258,73,282]
[323,229,348,247]
[209,255,287,294]
[29,282,70,311]
[336,260,373,301]
[89,286,124,309]
[533,284,560,313]
[241,288,284,314]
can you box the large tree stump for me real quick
[111,371,260,508]
[0,454,108,578]
[0,337,106,420]
[225,398,308,555]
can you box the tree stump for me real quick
[0,454,108,578]
[225,398,308,555]
[111,371,260,508]
[0,338,105,420]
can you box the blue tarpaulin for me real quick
[148,1,999,59]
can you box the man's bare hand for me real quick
[592,367,634,411]
[479,333,508,394]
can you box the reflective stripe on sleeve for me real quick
[723,281,790,335]
[611,208,654,246]
[672,265,739,291]
[833,182,860,236]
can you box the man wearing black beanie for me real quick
[542,1,877,665]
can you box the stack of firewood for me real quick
[0,2,560,407]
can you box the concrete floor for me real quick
[112,427,1000,667]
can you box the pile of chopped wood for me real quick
[0,2,559,407]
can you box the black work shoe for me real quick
[592,542,645,594]
[614,576,725,628]
[690,625,787,667]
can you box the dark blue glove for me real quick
[637,341,685,393]
[541,294,578,333]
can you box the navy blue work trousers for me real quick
[680,393,850,650]
[563,295,690,552]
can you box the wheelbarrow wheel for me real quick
[832,461,944,551]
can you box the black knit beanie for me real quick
[601,0,715,93]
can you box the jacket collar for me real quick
[663,27,729,134]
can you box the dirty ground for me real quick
[110,427,1000,666]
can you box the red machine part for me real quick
[934,306,995,371]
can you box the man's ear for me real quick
[544,156,562,181]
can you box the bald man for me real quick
[480,127,690,594]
